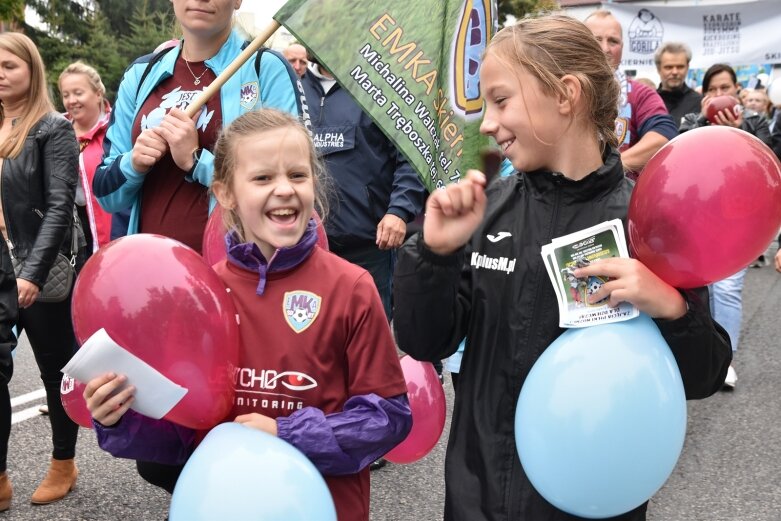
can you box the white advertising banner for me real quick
[605,1,781,70]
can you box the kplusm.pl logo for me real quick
[628,9,663,54]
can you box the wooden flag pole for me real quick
[185,19,282,119]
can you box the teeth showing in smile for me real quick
[270,209,295,216]
[500,139,515,153]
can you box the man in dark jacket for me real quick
[300,58,427,320]
[654,42,702,126]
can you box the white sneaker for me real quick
[38,404,48,415]
[723,365,737,390]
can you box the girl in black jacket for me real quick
[0,32,81,508]
[393,15,731,521]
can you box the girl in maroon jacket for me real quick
[85,109,411,521]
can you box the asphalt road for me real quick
[2,247,780,520]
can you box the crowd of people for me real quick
[0,1,779,520]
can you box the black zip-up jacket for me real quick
[656,83,702,128]
[393,149,731,521]
[679,109,772,146]
[1,112,79,289]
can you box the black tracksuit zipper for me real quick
[510,179,562,513]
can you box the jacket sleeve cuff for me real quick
[277,393,412,476]
[119,153,148,184]
[93,410,196,465]
[185,149,214,187]
[386,207,414,223]
[653,287,732,399]
[653,290,695,333]
[417,231,465,267]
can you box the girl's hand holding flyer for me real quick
[541,219,639,328]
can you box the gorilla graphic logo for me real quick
[628,9,664,55]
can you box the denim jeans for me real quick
[332,245,394,321]
[709,267,747,352]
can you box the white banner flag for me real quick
[606,1,781,70]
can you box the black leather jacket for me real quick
[1,112,80,289]
[0,239,16,384]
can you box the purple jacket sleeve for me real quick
[276,393,412,476]
[93,410,197,465]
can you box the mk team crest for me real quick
[283,291,322,333]
[240,81,259,110]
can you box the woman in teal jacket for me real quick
[94,0,302,252]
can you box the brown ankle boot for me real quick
[0,472,11,511]
[30,458,77,505]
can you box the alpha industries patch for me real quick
[283,291,322,333]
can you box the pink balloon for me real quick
[384,356,446,464]
[71,234,240,430]
[60,374,92,429]
[629,126,781,288]
[202,207,329,266]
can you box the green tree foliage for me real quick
[0,0,25,28]
[26,0,93,43]
[118,0,177,64]
[25,0,93,101]
[50,11,126,104]
[96,0,172,38]
[497,0,560,25]
[24,0,174,108]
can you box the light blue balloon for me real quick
[170,423,337,521]
[515,314,686,519]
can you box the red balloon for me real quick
[384,356,446,464]
[201,207,329,266]
[201,206,228,266]
[629,126,781,288]
[61,374,93,429]
[705,95,740,124]
[71,234,240,429]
